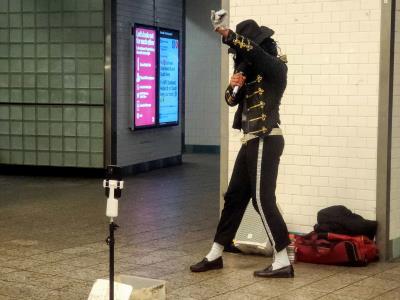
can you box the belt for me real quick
[241,128,283,144]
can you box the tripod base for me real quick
[89,220,167,299]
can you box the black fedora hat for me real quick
[236,19,274,45]
[228,20,274,54]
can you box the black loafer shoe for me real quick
[254,264,294,278]
[190,257,223,272]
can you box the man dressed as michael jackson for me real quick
[190,11,294,278]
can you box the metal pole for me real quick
[107,221,118,300]
[110,222,114,300]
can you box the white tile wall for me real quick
[228,0,381,233]
[185,0,221,146]
[390,5,400,240]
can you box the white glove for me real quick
[210,9,228,31]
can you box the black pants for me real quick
[214,135,290,252]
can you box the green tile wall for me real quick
[0,0,104,168]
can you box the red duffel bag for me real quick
[294,231,378,266]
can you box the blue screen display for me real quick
[158,30,179,125]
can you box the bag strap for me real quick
[327,233,372,244]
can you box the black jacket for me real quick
[223,30,287,137]
[315,205,377,240]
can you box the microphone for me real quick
[232,76,242,97]
[232,62,247,97]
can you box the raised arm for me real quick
[217,28,287,83]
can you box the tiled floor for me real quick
[1,153,400,299]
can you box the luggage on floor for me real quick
[294,231,378,266]
[314,205,377,240]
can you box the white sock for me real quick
[206,242,224,261]
[272,248,290,270]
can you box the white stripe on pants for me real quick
[255,137,276,250]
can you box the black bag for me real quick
[314,205,377,240]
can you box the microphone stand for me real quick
[103,166,124,300]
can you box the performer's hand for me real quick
[230,73,246,88]
[215,27,230,38]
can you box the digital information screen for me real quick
[133,26,157,128]
[158,29,179,125]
